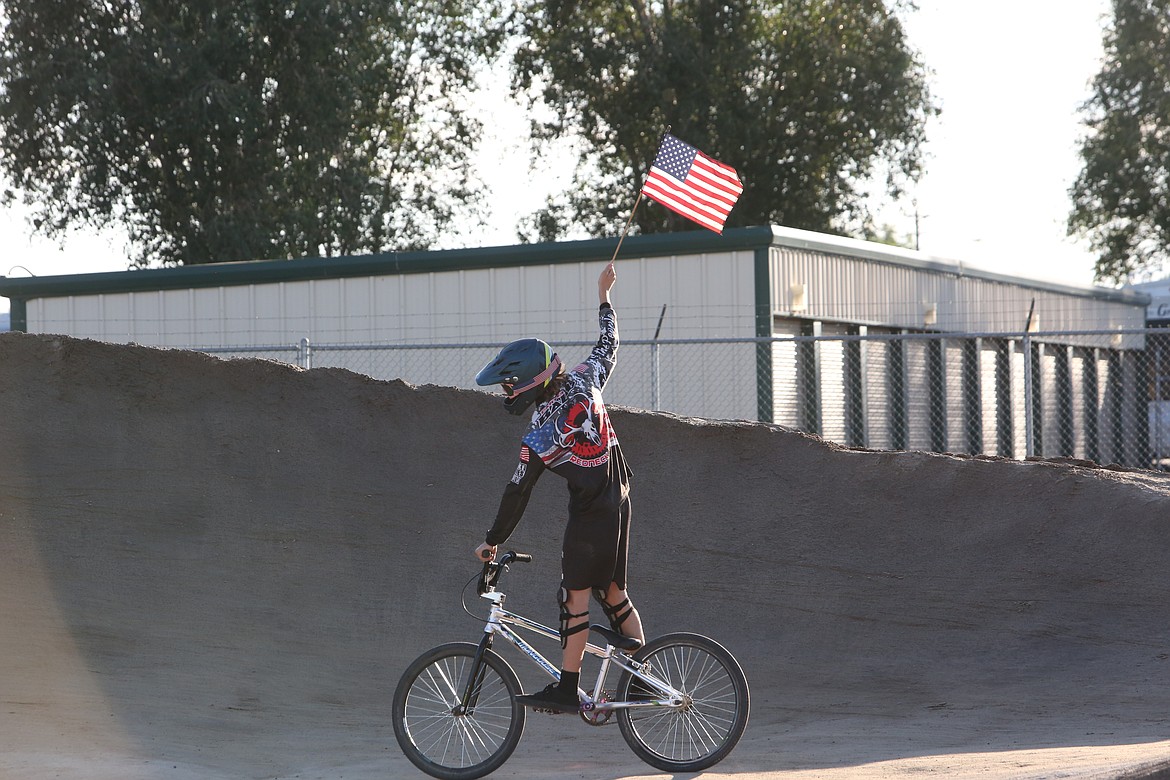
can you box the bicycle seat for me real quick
[590,623,642,652]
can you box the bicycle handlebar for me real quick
[477,550,532,594]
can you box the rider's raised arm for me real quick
[599,260,615,307]
[485,445,545,546]
[582,262,619,390]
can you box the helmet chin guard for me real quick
[503,386,544,415]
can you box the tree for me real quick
[0,0,503,267]
[511,0,937,242]
[1069,0,1170,284]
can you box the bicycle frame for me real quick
[469,587,687,714]
[396,554,750,779]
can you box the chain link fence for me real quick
[195,328,1170,471]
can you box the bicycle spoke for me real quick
[408,676,513,768]
[619,634,748,771]
[395,644,525,776]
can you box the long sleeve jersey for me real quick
[485,303,631,546]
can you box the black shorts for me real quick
[560,496,632,591]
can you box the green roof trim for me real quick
[0,224,1148,308]
[0,227,774,302]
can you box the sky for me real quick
[0,0,1114,316]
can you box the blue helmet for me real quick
[476,338,562,415]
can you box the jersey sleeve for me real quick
[485,445,546,546]
[581,303,619,390]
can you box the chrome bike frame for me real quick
[476,587,687,714]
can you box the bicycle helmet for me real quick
[476,338,563,415]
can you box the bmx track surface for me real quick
[3,331,1170,779]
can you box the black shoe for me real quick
[515,683,580,713]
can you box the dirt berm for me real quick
[2,331,1170,780]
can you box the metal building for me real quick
[0,225,1151,463]
[1127,277,1170,465]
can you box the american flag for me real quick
[641,134,743,233]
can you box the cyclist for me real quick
[473,260,645,713]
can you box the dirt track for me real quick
[2,331,1170,779]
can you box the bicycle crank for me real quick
[581,689,614,726]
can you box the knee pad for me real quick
[592,587,635,635]
[557,584,589,650]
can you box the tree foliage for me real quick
[512,0,937,241]
[0,0,503,266]
[1069,0,1170,284]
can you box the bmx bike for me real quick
[392,551,750,779]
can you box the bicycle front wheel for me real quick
[616,632,750,773]
[393,642,526,780]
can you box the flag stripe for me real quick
[642,187,728,233]
[691,156,743,196]
[642,179,728,232]
[644,170,734,223]
[694,151,742,186]
[650,195,725,233]
[645,165,738,219]
[645,167,733,213]
[682,164,739,197]
[688,170,740,200]
[682,170,740,207]
[696,148,738,174]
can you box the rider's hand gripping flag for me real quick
[641,133,743,233]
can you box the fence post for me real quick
[928,336,947,453]
[1023,331,1034,458]
[651,342,661,410]
[651,304,666,411]
[889,332,908,451]
[298,337,313,370]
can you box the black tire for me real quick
[616,632,750,773]
[393,642,526,780]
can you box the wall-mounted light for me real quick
[923,302,937,327]
[790,282,807,313]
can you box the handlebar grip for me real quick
[512,553,532,563]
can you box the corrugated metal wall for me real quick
[23,249,759,415]
[770,329,1151,463]
[26,250,758,346]
[753,237,1152,463]
[767,243,1146,340]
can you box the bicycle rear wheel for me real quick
[616,632,750,773]
[393,642,526,780]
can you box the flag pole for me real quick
[608,191,643,266]
[609,125,671,266]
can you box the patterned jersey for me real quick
[485,303,631,546]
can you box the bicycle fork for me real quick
[453,591,517,717]
[452,633,494,717]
